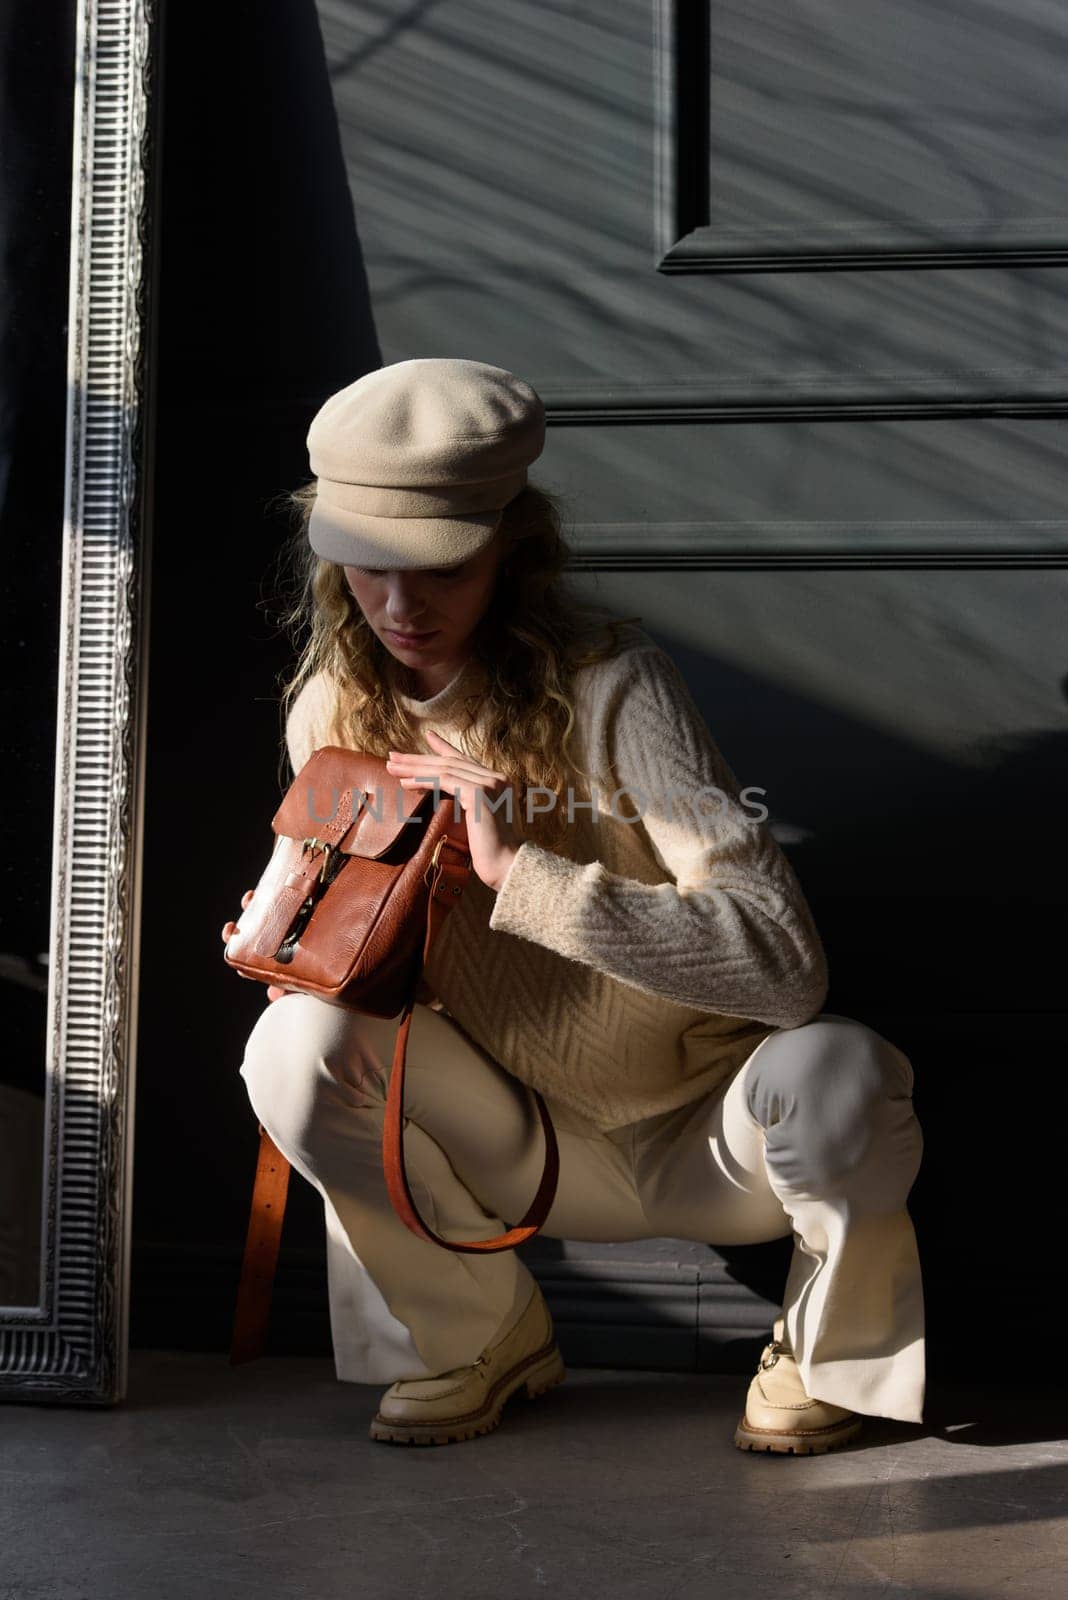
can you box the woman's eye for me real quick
[349,563,463,579]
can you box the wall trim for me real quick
[563,519,1068,569]
[654,0,1068,275]
[130,1241,783,1374]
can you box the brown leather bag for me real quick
[223,745,559,1363]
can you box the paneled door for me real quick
[313,0,1068,1372]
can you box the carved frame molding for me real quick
[0,0,160,1404]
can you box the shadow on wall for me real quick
[634,629,1068,1384]
[133,585,1067,1388]
[130,0,1066,1388]
[133,0,381,1292]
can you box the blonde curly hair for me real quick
[268,479,642,850]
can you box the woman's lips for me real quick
[385,628,439,646]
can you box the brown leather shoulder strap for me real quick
[381,999,559,1253]
[380,836,559,1249]
[229,1122,292,1365]
[230,829,559,1364]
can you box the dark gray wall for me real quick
[131,0,1068,1386]
[130,0,382,1346]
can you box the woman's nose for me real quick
[383,576,430,622]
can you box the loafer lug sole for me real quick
[369,1340,565,1445]
[732,1412,863,1455]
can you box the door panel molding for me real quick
[538,385,1068,422]
[655,0,1068,275]
[565,523,1068,570]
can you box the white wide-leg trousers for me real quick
[238,997,925,1424]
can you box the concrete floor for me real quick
[3,1352,1066,1600]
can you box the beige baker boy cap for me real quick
[305,357,546,569]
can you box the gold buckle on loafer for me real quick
[759,1339,783,1371]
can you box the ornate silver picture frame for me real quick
[0,0,159,1404]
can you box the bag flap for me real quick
[271,745,430,859]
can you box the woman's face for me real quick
[343,522,507,695]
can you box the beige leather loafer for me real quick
[369,1284,565,1445]
[733,1317,863,1455]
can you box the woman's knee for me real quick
[238,992,390,1139]
[744,1014,919,1194]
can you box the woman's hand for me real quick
[220,887,255,947]
[221,889,287,1002]
[386,730,522,894]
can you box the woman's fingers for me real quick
[390,764,505,798]
[387,745,503,783]
[388,755,497,784]
[221,890,257,942]
[223,899,286,999]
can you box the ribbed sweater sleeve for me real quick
[488,645,829,1029]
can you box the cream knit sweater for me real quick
[283,623,829,1132]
